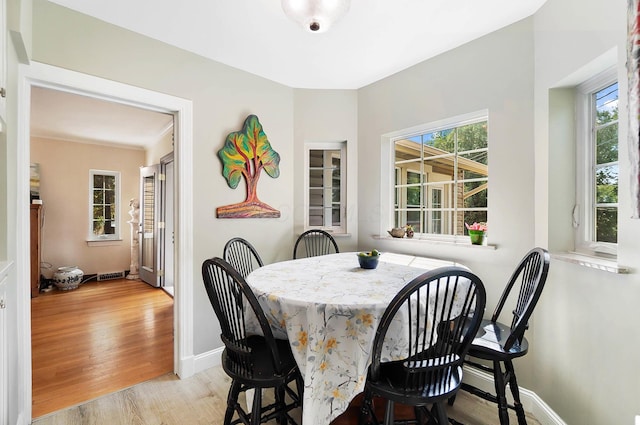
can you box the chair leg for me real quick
[493,361,510,425]
[251,386,263,425]
[359,388,374,425]
[415,406,430,425]
[275,385,287,424]
[505,360,527,425]
[447,393,457,406]
[383,399,395,425]
[295,373,305,407]
[225,380,242,425]
[432,402,449,425]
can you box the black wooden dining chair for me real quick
[359,266,486,425]
[223,237,264,279]
[457,247,550,425]
[292,229,339,259]
[202,257,303,425]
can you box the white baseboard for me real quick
[463,366,567,425]
[192,346,223,375]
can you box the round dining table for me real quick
[245,252,464,425]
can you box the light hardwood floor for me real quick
[31,279,541,425]
[31,278,174,418]
[32,365,541,425]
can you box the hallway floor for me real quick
[31,278,173,418]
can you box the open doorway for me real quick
[29,87,176,416]
[17,61,194,423]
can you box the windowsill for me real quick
[87,239,123,247]
[551,251,629,274]
[372,235,497,250]
[299,231,351,238]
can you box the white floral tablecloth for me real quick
[245,252,463,425]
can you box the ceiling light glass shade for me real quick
[281,0,351,33]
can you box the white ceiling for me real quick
[31,87,174,149]
[47,0,548,90]
[33,0,547,147]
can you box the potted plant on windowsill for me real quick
[465,222,487,245]
[405,224,414,238]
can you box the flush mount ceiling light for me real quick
[281,0,351,33]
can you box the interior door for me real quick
[139,165,161,287]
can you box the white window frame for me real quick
[304,141,347,234]
[380,110,488,241]
[575,67,618,257]
[88,169,121,241]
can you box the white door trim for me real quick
[16,61,194,422]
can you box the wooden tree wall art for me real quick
[216,114,281,218]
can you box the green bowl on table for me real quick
[357,250,381,269]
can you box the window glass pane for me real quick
[93,205,104,218]
[457,122,488,151]
[422,129,455,154]
[459,151,488,178]
[332,168,341,184]
[395,139,422,163]
[93,220,105,235]
[406,171,421,207]
[407,209,421,232]
[103,219,115,235]
[464,211,487,233]
[596,207,617,243]
[331,152,340,169]
[595,83,618,126]
[331,206,341,226]
[331,187,340,203]
[596,122,618,165]
[589,80,618,247]
[104,175,116,190]
[464,189,487,209]
[93,175,104,187]
[393,118,488,237]
[595,165,618,204]
[93,190,103,204]
[104,190,114,204]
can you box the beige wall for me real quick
[145,124,173,166]
[533,0,640,424]
[30,137,145,277]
